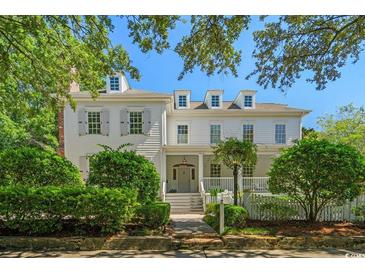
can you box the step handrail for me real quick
[199,180,207,212]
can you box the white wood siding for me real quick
[64,101,165,174]
[167,115,301,145]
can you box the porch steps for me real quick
[165,193,204,214]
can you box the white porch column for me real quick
[161,151,167,181]
[198,153,204,182]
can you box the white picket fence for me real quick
[202,190,365,222]
[244,193,365,222]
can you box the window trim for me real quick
[242,123,254,142]
[109,76,120,91]
[275,124,287,144]
[176,124,189,144]
[243,95,253,108]
[87,111,102,135]
[210,123,222,144]
[178,95,188,108]
[211,95,220,108]
[210,164,221,177]
[128,111,143,135]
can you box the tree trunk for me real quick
[233,165,238,205]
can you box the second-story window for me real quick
[243,124,254,142]
[211,95,220,107]
[210,124,221,144]
[177,125,188,144]
[178,95,187,108]
[129,111,143,134]
[275,124,286,144]
[244,95,253,108]
[110,76,120,91]
[88,111,101,134]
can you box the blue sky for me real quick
[109,16,365,129]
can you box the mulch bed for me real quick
[246,220,365,237]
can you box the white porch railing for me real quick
[242,177,269,192]
[199,180,207,212]
[161,181,166,202]
[202,177,236,192]
[202,177,269,193]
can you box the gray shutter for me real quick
[143,108,151,135]
[78,108,87,136]
[101,108,110,136]
[120,108,129,136]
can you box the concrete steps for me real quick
[165,193,204,214]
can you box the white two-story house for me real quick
[61,73,310,207]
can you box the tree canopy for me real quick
[317,104,365,156]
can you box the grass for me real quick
[226,226,276,236]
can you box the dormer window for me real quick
[178,95,187,108]
[109,76,120,91]
[244,95,253,108]
[211,95,220,108]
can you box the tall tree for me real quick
[318,104,365,156]
[213,138,257,205]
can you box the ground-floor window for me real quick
[210,164,221,177]
[242,164,254,177]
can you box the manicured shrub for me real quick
[137,202,170,229]
[0,185,138,235]
[87,145,160,203]
[0,146,83,186]
[204,203,249,231]
[269,139,365,222]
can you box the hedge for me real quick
[204,203,249,231]
[137,202,170,229]
[0,185,138,235]
[0,147,83,186]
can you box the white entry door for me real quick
[178,167,190,193]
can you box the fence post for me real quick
[219,198,224,235]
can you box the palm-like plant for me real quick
[213,138,257,205]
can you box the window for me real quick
[243,124,254,142]
[244,95,253,107]
[210,124,221,144]
[275,124,286,144]
[191,168,195,180]
[242,164,254,177]
[178,95,187,107]
[210,164,221,177]
[110,77,120,91]
[87,111,101,134]
[173,168,177,180]
[177,125,188,144]
[129,111,143,134]
[211,95,220,107]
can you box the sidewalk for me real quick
[0,248,356,258]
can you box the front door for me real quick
[178,167,190,192]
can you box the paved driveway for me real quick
[0,249,360,258]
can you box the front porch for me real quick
[161,152,271,194]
